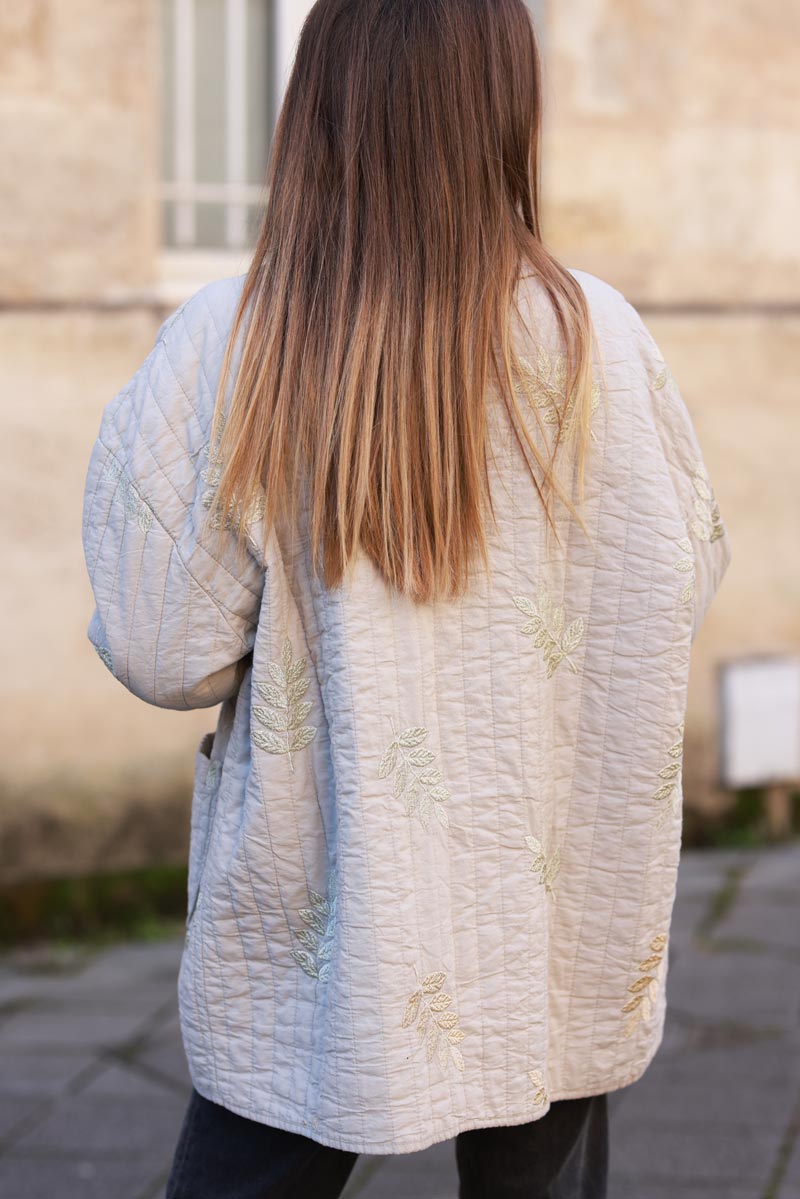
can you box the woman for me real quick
[81,0,730,1196]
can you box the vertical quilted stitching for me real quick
[557,342,634,1089]
[338,589,397,1148]
[81,275,730,1153]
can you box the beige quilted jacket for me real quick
[82,268,730,1154]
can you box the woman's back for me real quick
[82,264,729,1152]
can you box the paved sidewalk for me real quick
[0,845,798,1198]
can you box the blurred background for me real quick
[0,2,798,1196]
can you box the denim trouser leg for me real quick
[455,1094,609,1199]
[166,1086,608,1199]
[165,1088,359,1199]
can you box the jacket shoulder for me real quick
[156,273,247,352]
[566,268,637,331]
[567,268,664,373]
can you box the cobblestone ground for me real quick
[0,845,798,1199]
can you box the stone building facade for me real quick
[1,0,795,881]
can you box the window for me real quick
[159,0,547,257]
[160,0,275,252]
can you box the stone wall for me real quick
[0,0,158,302]
[543,0,800,303]
[541,0,799,806]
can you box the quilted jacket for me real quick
[81,268,731,1154]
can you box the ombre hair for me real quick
[207,0,595,603]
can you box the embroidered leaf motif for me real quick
[654,723,685,829]
[379,723,451,831]
[513,587,584,678]
[622,932,668,1037]
[651,363,669,391]
[290,867,337,981]
[673,536,696,605]
[528,1068,548,1106]
[524,833,561,897]
[103,457,153,533]
[401,968,466,1073]
[199,421,266,532]
[252,638,317,771]
[515,347,603,441]
[93,643,114,674]
[689,464,725,543]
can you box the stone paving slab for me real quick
[781,1138,800,1199]
[0,1155,161,1199]
[608,1120,783,1189]
[714,894,800,956]
[665,944,800,1031]
[0,1002,164,1054]
[11,1090,185,1158]
[78,1059,186,1102]
[0,844,798,1199]
[611,1037,797,1127]
[344,1142,457,1199]
[0,1050,90,1097]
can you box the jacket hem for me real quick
[183,1038,663,1157]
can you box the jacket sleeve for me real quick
[81,286,266,710]
[625,301,732,641]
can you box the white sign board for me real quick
[719,655,800,789]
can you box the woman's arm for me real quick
[625,301,732,641]
[81,282,265,710]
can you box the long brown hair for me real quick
[207,0,595,603]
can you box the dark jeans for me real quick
[166,1085,608,1199]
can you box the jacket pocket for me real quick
[186,730,221,928]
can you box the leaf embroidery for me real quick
[673,536,696,605]
[199,422,266,532]
[690,464,725,543]
[512,587,585,678]
[622,932,668,1037]
[290,867,337,981]
[252,637,317,771]
[650,363,669,391]
[103,457,153,534]
[524,833,561,897]
[528,1069,548,1106]
[378,723,451,831]
[93,643,114,674]
[654,723,685,829]
[401,968,466,1074]
[516,347,603,440]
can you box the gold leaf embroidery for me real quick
[622,932,668,1037]
[103,457,153,533]
[401,968,466,1073]
[512,587,585,678]
[673,536,696,605]
[524,833,561,897]
[378,723,451,831]
[651,363,669,391]
[516,347,603,440]
[654,723,685,829]
[528,1069,548,1106]
[690,464,725,543]
[252,637,317,771]
[290,867,337,981]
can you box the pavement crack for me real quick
[762,1090,800,1199]
[694,860,751,949]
